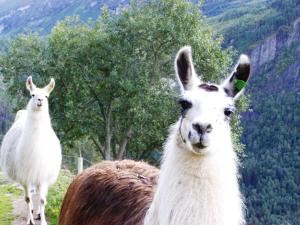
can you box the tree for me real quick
[0,0,236,161]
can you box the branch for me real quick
[90,136,105,159]
[80,67,106,118]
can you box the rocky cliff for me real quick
[250,17,300,73]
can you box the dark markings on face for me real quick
[224,88,230,96]
[199,83,219,92]
[178,98,192,116]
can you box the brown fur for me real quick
[59,160,159,225]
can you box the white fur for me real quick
[239,54,250,65]
[0,76,61,225]
[144,47,249,225]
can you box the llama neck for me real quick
[25,108,52,128]
[144,122,244,225]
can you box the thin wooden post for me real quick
[78,156,83,174]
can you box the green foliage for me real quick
[242,92,300,225]
[46,170,74,225]
[0,78,13,143]
[0,0,241,161]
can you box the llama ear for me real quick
[44,78,55,94]
[175,46,200,92]
[222,54,251,99]
[26,76,36,92]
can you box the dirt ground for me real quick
[12,193,42,225]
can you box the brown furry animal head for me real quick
[59,160,159,225]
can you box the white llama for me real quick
[144,46,250,225]
[58,46,251,225]
[0,76,62,225]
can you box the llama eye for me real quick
[31,94,35,98]
[178,99,192,114]
[45,96,48,99]
[224,108,234,117]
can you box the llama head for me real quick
[175,46,250,155]
[26,76,55,112]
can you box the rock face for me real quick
[287,17,300,45]
[250,35,277,72]
[249,16,300,73]
[277,59,300,91]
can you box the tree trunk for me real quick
[116,127,132,159]
[104,103,112,160]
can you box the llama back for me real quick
[59,160,159,225]
[0,110,27,181]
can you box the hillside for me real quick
[0,0,129,35]
[204,1,300,225]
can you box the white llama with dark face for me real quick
[144,46,251,225]
[0,76,62,225]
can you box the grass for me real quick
[0,173,22,225]
[46,170,74,225]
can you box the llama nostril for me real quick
[206,124,213,133]
[192,123,213,134]
[38,98,43,102]
[192,123,204,135]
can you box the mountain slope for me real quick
[0,0,129,35]
[203,1,300,225]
